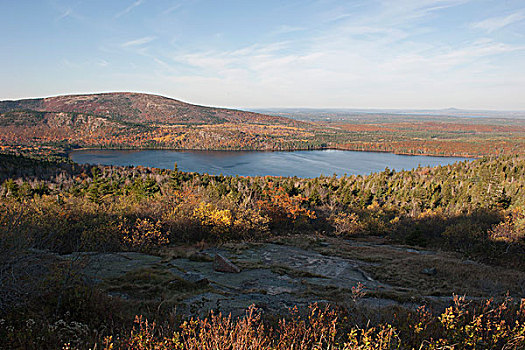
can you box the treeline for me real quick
[1,153,524,268]
[330,119,525,157]
[337,139,523,157]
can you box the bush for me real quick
[121,218,169,252]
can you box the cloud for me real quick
[115,0,144,18]
[162,3,182,15]
[159,7,525,109]
[322,0,469,24]
[371,0,470,24]
[44,0,525,109]
[377,39,524,77]
[56,8,72,21]
[61,58,79,68]
[471,12,525,33]
[60,58,110,69]
[121,36,157,47]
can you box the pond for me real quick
[70,149,471,178]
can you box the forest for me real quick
[1,153,524,348]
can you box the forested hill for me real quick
[0,93,328,154]
[0,92,298,126]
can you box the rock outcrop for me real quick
[214,253,241,273]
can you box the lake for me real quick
[70,149,471,178]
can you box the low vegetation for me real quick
[1,153,524,348]
[1,154,523,263]
[3,296,524,349]
[108,297,525,349]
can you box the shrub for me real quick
[121,218,169,252]
[257,182,316,229]
[329,212,363,236]
[192,201,233,236]
[490,207,525,244]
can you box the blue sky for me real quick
[1,0,524,109]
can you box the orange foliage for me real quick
[257,182,316,222]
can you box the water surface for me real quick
[70,149,471,177]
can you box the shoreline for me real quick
[68,146,480,159]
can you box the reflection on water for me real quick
[70,149,471,178]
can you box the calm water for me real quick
[70,149,471,178]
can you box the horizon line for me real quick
[2,91,525,113]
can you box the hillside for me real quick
[0,93,330,155]
[0,92,296,125]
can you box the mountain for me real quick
[0,92,296,125]
[0,92,324,155]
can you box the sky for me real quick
[1,0,524,110]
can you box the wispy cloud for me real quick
[62,58,79,68]
[61,58,110,69]
[162,3,182,15]
[471,11,525,33]
[121,36,156,47]
[97,59,109,67]
[56,8,72,21]
[115,0,144,18]
[160,0,525,109]
[374,0,470,26]
[378,39,524,76]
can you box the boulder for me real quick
[214,253,241,273]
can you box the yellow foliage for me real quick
[193,202,232,229]
[232,208,270,236]
[329,212,362,236]
[120,218,169,251]
[417,207,444,219]
[366,201,380,211]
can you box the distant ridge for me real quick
[251,107,525,120]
